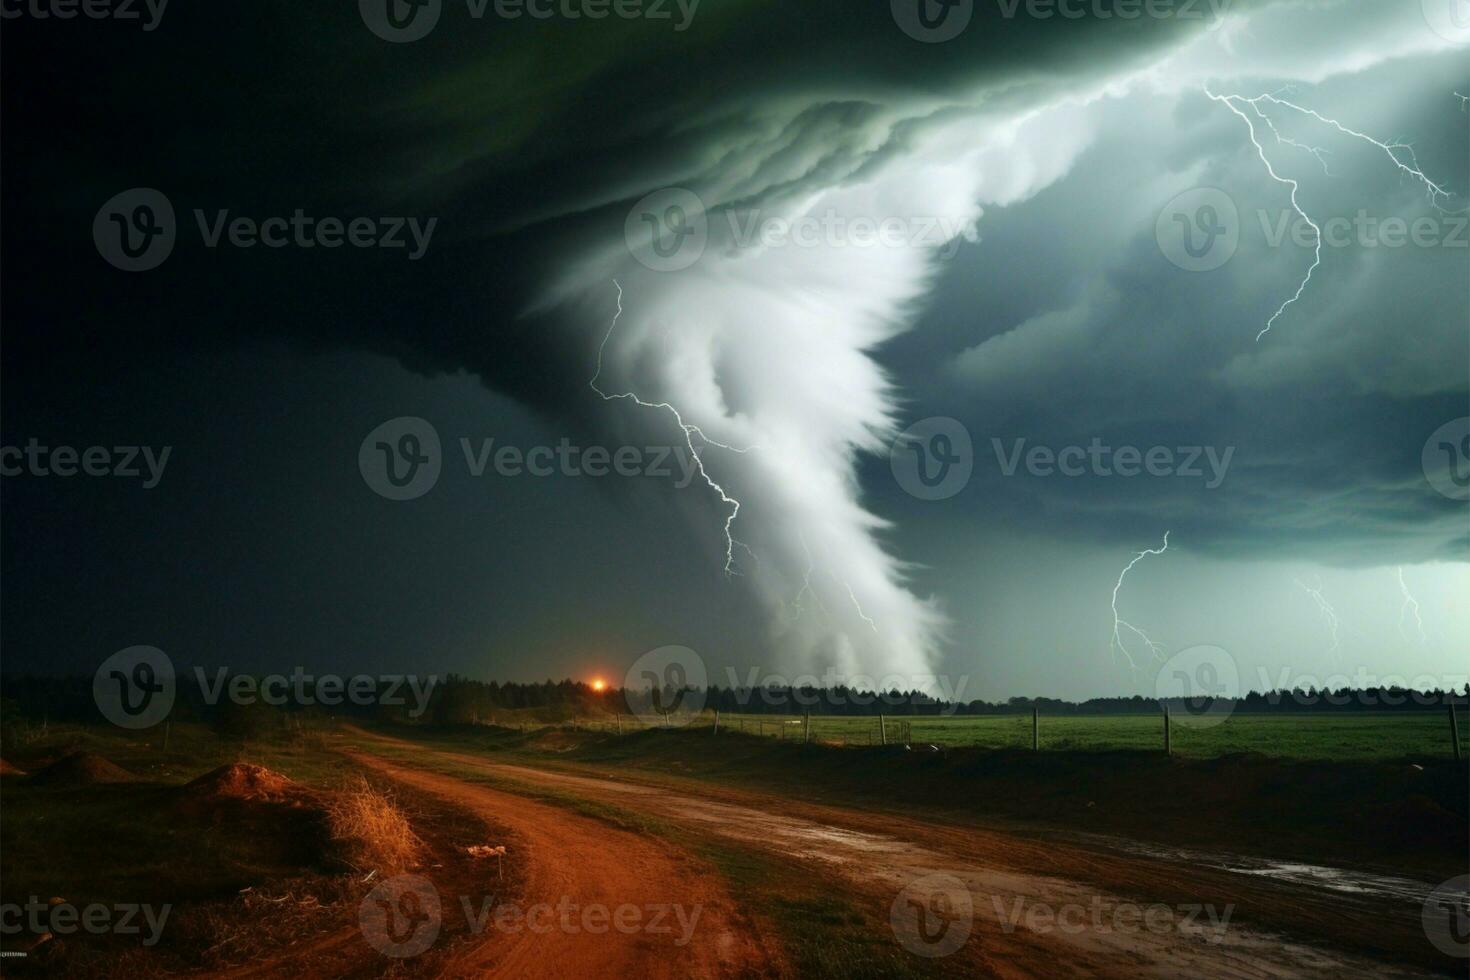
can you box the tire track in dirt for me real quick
[347,732,1446,979]
[344,750,779,979]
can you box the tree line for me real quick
[2,673,1465,737]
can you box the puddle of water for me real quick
[1206,860,1447,903]
[1062,834,1447,906]
[774,824,899,851]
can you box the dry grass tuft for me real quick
[325,775,422,876]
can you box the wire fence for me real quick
[559,706,1467,761]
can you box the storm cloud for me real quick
[3,0,1465,693]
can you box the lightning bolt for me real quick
[1295,575,1341,662]
[790,532,829,622]
[1205,88,1322,342]
[1397,566,1427,646]
[1254,94,1461,211]
[1206,87,1465,341]
[1110,531,1170,671]
[591,280,752,575]
[788,532,877,633]
[846,582,878,633]
[1252,99,1335,177]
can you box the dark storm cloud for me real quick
[3,0,1290,682]
[2,0,1261,406]
[876,55,1468,568]
[3,0,1464,686]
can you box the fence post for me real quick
[804,713,810,744]
[713,709,720,735]
[1163,704,1172,756]
[1450,702,1462,762]
[1032,707,1039,751]
[879,714,887,746]
[616,714,623,736]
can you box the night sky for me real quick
[2,0,1467,700]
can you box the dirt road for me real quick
[345,751,779,978]
[348,731,1452,978]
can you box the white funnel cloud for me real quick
[532,99,1100,681]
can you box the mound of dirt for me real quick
[0,758,26,777]
[182,763,303,803]
[30,752,135,786]
[174,764,332,870]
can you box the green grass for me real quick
[572,710,1465,760]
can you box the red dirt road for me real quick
[348,730,1452,979]
[346,751,779,979]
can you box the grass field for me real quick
[573,710,1466,761]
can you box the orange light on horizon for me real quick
[591,678,606,692]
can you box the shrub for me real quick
[325,776,422,876]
